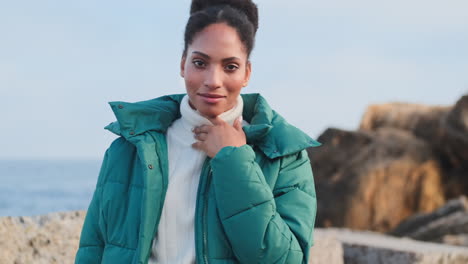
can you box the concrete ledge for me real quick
[311,228,468,264]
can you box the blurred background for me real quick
[0,0,467,223]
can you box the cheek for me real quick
[224,79,244,106]
[184,69,202,92]
[230,68,248,85]
[184,78,197,93]
[226,76,245,92]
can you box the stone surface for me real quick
[309,94,468,233]
[308,127,445,232]
[0,211,85,264]
[2,211,468,264]
[359,95,468,198]
[390,196,468,247]
[314,228,468,264]
[309,229,344,264]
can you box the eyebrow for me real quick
[192,51,241,62]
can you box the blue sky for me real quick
[1,0,467,159]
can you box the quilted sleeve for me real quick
[74,149,110,264]
[210,145,317,264]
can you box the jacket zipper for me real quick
[196,158,212,264]
[203,167,213,264]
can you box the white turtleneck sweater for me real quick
[149,94,244,264]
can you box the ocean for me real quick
[0,160,102,217]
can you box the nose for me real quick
[204,66,222,89]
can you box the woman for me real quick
[75,0,320,263]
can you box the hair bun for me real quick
[190,0,259,32]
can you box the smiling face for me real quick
[180,23,251,120]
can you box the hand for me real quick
[192,116,246,158]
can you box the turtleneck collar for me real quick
[106,93,321,159]
[179,94,243,132]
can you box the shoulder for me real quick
[96,137,139,186]
[240,93,320,159]
[106,137,137,160]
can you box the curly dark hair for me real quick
[183,0,259,58]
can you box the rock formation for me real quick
[308,127,445,232]
[2,211,468,264]
[309,94,468,233]
[0,211,85,264]
[390,196,468,247]
[359,95,468,198]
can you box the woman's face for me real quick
[181,23,251,119]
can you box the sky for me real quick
[1,0,467,159]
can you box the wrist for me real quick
[213,144,254,161]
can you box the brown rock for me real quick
[359,95,468,197]
[310,95,468,233]
[309,127,445,232]
[359,102,450,139]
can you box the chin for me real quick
[198,108,222,119]
[190,98,228,117]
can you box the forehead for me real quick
[188,23,247,59]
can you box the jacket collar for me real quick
[105,93,320,159]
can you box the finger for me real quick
[193,125,211,134]
[211,116,226,126]
[194,132,208,141]
[233,116,243,131]
[191,141,204,151]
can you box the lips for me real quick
[198,93,226,98]
[198,93,226,103]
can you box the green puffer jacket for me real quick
[75,93,321,264]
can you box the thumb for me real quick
[192,141,204,151]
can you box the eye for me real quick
[192,59,206,68]
[225,64,239,72]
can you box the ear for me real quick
[180,55,186,78]
[243,60,252,87]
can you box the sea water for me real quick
[0,159,101,217]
